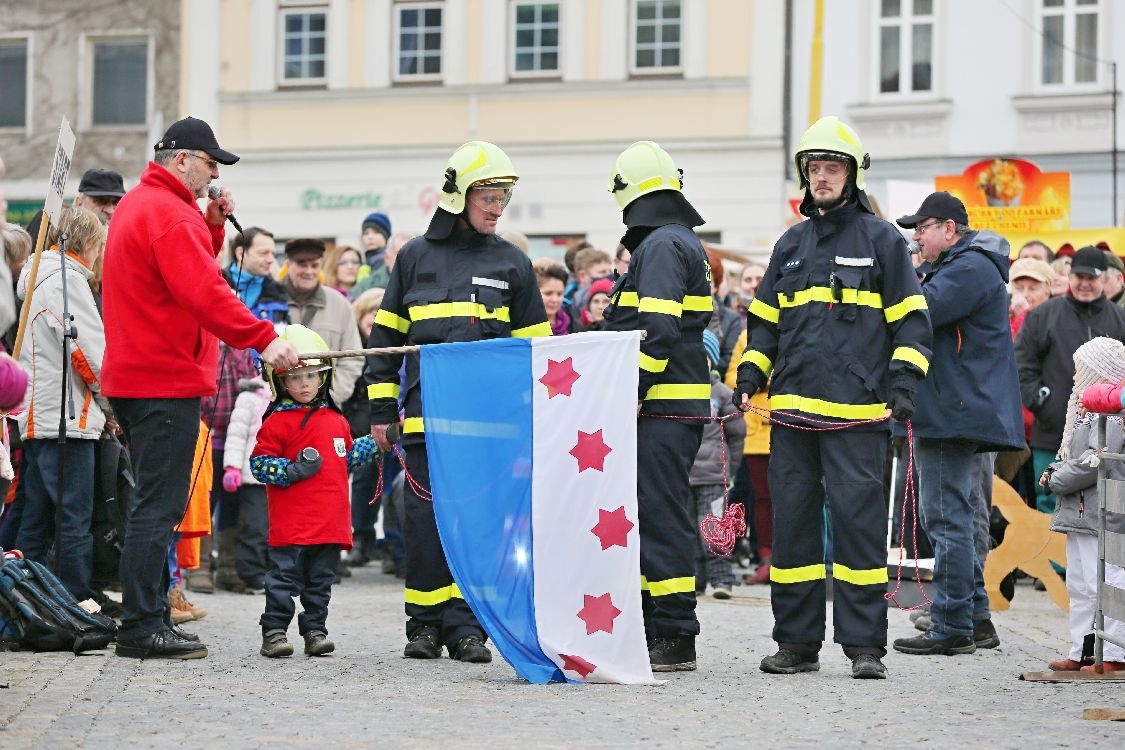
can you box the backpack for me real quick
[0,555,117,653]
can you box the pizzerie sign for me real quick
[300,188,382,211]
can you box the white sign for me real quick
[43,117,76,225]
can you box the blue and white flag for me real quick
[420,331,654,684]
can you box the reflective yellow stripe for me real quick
[739,349,773,375]
[404,583,464,606]
[682,295,713,313]
[884,294,928,323]
[375,308,411,334]
[644,383,710,400]
[638,297,683,317]
[616,291,639,308]
[769,394,887,420]
[770,563,827,584]
[367,383,400,400]
[410,302,510,323]
[748,297,779,324]
[833,563,889,586]
[639,351,669,373]
[403,417,424,434]
[778,286,884,310]
[512,321,552,338]
[892,346,930,376]
[639,575,696,596]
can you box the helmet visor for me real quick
[468,185,514,212]
[798,151,851,183]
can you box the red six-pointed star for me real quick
[539,357,581,399]
[590,506,634,550]
[570,429,612,473]
[576,592,622,635]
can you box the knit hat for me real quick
[361,212,392,239]
[701,329,720,369]
[586,278,614,306]
[1059,337,1125,460]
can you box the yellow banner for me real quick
[998,228,1125,260]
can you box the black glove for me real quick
[887,388,915,422]
[286,447,322,483]
[732,364,766,411]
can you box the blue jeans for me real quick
[914,438,989,638]
[16,439,98,601]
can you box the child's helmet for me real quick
[264,325,333,402]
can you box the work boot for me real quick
[303,631,335,656]
[851,653,887,679]
[450,635,492,663]
[760,648,820,674]
[185,534,214,593]
[892,632,976,655]
[169,585,207,622]
[260,629,294,658]
[403,626,442,659]
[649,636,696,672]
[214,529,246,593]
[973,619,1000,649]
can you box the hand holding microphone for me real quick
[206,185,243,233]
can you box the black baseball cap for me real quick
[154,116,239,165]
[77,168,126,198]
[896,191,969,229]
[1070,246,1107,278]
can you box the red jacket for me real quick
[251,407,353,549]
[1083,383,1125,414]
[101,163,277,397]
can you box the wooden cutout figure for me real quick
[984,477,1068,612]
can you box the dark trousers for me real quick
[212,448,240,530]
[402,442,483,648]
[768,425,889,657]
[111,397,201,640]
[637,417,703,639]
[234,485,269,584]
[259,543,338,635]
[350,456,380,549]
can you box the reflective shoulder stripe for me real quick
[769,394,887,420]
[403,583,463,606]
[403,417,425,434]
[639,351,670,373]
[639,575,696,596]
[644,383,711,401]
[682,295,713,312]
[832,563,889,586]
[367,383,401,400]
[638,297,683,317]
[512,321,552,338]
[748,297,779,324]
[884,294,928,323]
[892,346,930,375]
[375,308,411,334]
[769,563,827,584]
[739,349,773,376]
[616,291,639,308]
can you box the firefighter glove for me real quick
[732,364,766,411]
[887,388,915,422]
[286,447,322,483]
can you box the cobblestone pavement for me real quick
[2,566,1123,749]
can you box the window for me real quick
[511,3,559,77]
[280,8,327,83]
[632,0,681,73]
[1040,0,1100,86]
[878,0,933,95]
[91,38,148,126]
[0,38,28,129]
[395,3,443,81]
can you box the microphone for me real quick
[207,186,244,234]
[908,240,921,255]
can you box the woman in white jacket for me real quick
[15,206,112,602]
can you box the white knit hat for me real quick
[1059,337,1125,460]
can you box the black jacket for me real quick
[1015,293,1125,452]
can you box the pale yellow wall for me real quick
[220,0,252,92]
[348,0,367,87]
[584,0,601,80]
[707,0,753,78]
[465,0,482,84]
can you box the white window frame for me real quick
[0,34,32,134]
[874,0,936,99]
[1035,0,1103,91]
[81,33,152,131]
[278,4,329,86]
[393,1,444,83]
[629,0,683,77]
[509,2,561,79]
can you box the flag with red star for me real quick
[420,331,654,684]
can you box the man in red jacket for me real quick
[102,116,298,660]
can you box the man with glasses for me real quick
[891,192,1024,658]
[101,116,299,660]
[366,142,549,665]
[74,168,126,225]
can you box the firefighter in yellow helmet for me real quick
[733,116,932,679]
[602,140,713,671]
[365,142,550,664]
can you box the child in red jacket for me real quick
[249,326,377,658]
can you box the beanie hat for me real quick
[1059,337,1125,460]
[361,212,392,239]
[701,329,721,369]
[586,278,614,306]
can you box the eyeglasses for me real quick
[804,162,847,179]
[185,152,219,171]
[469,188,513,212]
[915,220,947,234]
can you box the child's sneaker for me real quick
[303,631,335,656]
[260,629,294,658]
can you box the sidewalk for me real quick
[2,565,1122,749]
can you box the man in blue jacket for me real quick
[892,192,1024,656]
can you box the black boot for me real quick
[649,636,696,672]
[404,626,442,659]
[760,648,819,674]
[450,635,492,663]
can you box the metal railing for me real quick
[1093,415,1125,672]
